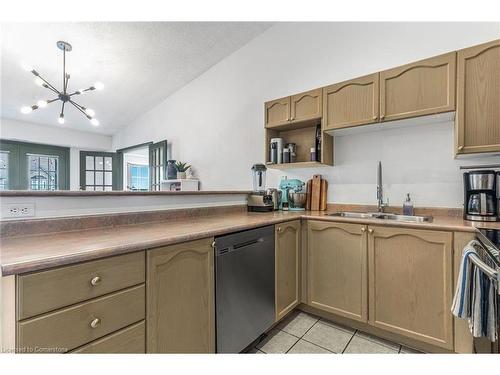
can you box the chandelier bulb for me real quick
[90,118,99,126]
[37,100,48,108]
[58,114,65,125]
[21,62,34,72]
[94,82,104,91]
[20,106,33,114]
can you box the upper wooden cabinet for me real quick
[455,39,500,155]
[265,89,322,128]
[368,226,453,350]
[323,73,379,130]
[380,52,456,122]
[307,221,368,323]
[147,238,215,353]
[290,88,323,123]
[265,96,291,128]
[275,221,301,321]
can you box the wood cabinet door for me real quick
[265,96,291,128]
[323,73,379,130]
[275,220,301,321]
[307,221,368,323]
[368,226,453,350]
[147,238,215,353]
[380,52,456,122]
[290,88,322,123]
[456,39,500,155]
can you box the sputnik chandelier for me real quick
[21,41,103,126]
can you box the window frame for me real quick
[0,140,70,190]
[149,140,168,191]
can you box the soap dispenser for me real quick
[403,193,414,216]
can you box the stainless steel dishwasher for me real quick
[215,225,275,353]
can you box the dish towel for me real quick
[451,240,497,342]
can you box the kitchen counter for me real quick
[2,209,500,276]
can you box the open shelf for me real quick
[266,161,329,169]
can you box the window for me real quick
[79,151,120,191]
[127,164,149,191]
[0,140,69,190]
[28,154,59,190]
[0,151,9,190]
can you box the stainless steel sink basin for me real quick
[329,212,433,223]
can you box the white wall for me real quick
[113,22,500,207]
[0,118,113,189]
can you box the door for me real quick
[456,39,500,155]
[265,96,291,128]
[380,52,456,122]
[275,220,301,321]
[148,140,168,191]
[80,151,121,191]
[290,88,322,123]
[368,226,453,350]
[146,238,215,353]
[323,73,379,130]
[0,140,70,191]
[307,221,368,323]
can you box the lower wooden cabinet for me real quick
[275,221,301,321]
[307,221,368,323]
[368,226,453,350]
[146,237,215,353]
[72,321,145,353]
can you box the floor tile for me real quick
[319,318,356,334]
[302,320,354,353]
[276,311,319,337]
[288,339,333,354]
[400,346,423,354]
[256,329,299,354]
[344,335,399,354]
[355,331,401,351]
[246,347,265,354]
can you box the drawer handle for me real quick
[368,228,374,234]
[90,318,101,329]
[90,276,101,286]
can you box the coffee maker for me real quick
[463,170,498,221]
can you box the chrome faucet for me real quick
[377,161,389,212]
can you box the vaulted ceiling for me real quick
[1,22,273,134]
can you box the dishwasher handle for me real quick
[216,237,268,256]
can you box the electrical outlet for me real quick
[3,203,36,218]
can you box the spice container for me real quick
[283,148,291,163]
[310,147,316,161]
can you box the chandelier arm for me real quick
[32,72,60,94]
[68,87,95,97]
[61,101,66,117]
[69,100,90,118]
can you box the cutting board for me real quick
[305,179,312,210]
[320,179,328,211]
[310,175,322,210]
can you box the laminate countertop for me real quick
[1,210,499,276]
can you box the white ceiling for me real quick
[0,22,273,135]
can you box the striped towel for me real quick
[451,240,497,342]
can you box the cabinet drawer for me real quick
[17,284,145,353]
[17,251,145,320]
[72,321,145,353]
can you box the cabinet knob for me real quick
[368,228,374,234]
[361,227,366,233]
[90,276,101,286]
[458,145,464,151]
[90,318,101,329]
[277,227,283,233]
[212,241,216,248]
[290,116,295,121]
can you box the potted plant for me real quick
[175,161,191,179]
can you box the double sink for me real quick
[329,211,433,223]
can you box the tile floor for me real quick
[248,311,422,354]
